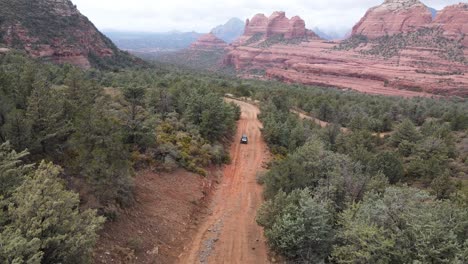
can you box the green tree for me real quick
[258,189,334,262]
[183,90,237,141]
[25,80,72,157]
[431,174,456,199]
[70,97,134,206]
[369,151,404,184]
[1,161,105,264]
[122,86,153,146]
[0,142,32,198]
[336,130,376,165]
[390,119,421,147]
[2,109,31,151]
[332,187,468,264]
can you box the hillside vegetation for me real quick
[0,52,239,262]
[235,81,468,263]
[336,28,467,63]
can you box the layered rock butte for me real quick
[190,33,228,50]
[0,0,130,69]
[224,3,468,97]
[233,11,320,45]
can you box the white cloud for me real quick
[71,0,462,33]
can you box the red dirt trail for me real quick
[178,98,271,264]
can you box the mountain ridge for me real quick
[211,18,245,43]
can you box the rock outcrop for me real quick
[235,12,319,45]
[432,3,468,47]
[190,33,228,50]
[352,0,433,38]
[0,0,138,69]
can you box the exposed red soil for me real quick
[178,98,271,264]
[93,168,219,264]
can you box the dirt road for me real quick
[291,108,393,138]
[178,99,270,264]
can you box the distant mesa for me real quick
[211,18,245,43]
[190,33,228,50]
[351,0,433,38]
[313,27,350,41]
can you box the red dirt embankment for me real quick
[93,168,218,264]
[178,98,271,264]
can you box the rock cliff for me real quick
[0,0,139,69]
[432,3,468,47]
[234,12,319,45]
[351,0,433,38]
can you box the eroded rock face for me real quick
[226,40,467,97]
[352,0,433,38]
[0,0,121,69]
[432,3,468,46]
[190,33,228,50]
[224,8,468,97]
[243,12,313,40]
[244,14,269,36]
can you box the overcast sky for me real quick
[72,0,463,33]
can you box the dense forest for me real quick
[0,49,467,263]
[0,52,239,263]
[246,83,468,262]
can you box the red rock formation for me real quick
[235,12,318,45]
[352,0,432,38]
[244,14,269,36]
[0,0,128,69]
[224,7,468,97]
[432,3,468,47]
[190,33,228,50]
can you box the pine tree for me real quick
[1,161,105,264]
[261,189,334,262]
[370,151,404,184]
[25,80,72,157]
[0,142,32,198]
[70,97,134,206]
[391,119,421,147]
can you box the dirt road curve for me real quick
[178,99,270,264]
